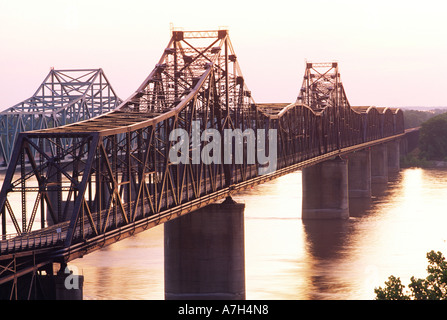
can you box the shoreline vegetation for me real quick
[401,108,447,169]
[377,109,447,300]
[400,148,447,169]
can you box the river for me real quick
[63,168,447,300]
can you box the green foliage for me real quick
[374,275,410,300]
[402,109,435,130]
[399,110,447,166]
[400,148,430,168]
[419,112,447,160]
[375,250,447,300]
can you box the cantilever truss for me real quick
[293,61,404,149]
[0,30,255,246]
[0,69,122,166]
[0,30,405,254]
[296,62,350,111]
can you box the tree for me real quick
[419,112,447,160]
[374,275,410,300]
[375,251,447,300]
[402,109,434,130]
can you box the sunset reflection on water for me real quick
[72,168,447,300]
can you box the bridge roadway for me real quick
[0,30,407,297]
[0,130,405,287]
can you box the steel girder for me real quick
[294,61,404,149]
[0,30,254,247]
[0,30,405,253]
[0,69,122,167]
[0,30,406,299]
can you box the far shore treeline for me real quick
[401,107,447,167]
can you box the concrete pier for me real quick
[371,144,388,185]
[348,149,372,199]
[302,156,349,219]
[38,267,84,300]
[164,197,245,300]
[0,263,83,300]
[387,140,400,176]
[46,169,61,226]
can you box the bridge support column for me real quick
[387,140,400,176]
[400,138,408,156]
[39,264,84,300]
[164,197,245,300]
[46,172,61,226]
[348,149,372,199]
[302,156,349,219]
[371,144,388,184]
[0,263,84,300]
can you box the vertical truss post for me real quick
[96,147,102,233]
[126,132,132,221]
[0,30,405,258]
[1,199,5,239]
[64,134,100,248]
[224,31,230,117]
[21,150,26,233]
[56,138,62,223]
[334,62,341,150]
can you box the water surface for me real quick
[65,168,447,299]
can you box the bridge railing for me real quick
[0,30,405,253]
[0,224,67,254]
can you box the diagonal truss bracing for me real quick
[0,30,404,254]
[0,69,122,166]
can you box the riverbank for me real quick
[401,148,447,168]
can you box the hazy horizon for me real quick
[1,0,446,110]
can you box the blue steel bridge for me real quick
[0,30,408,299]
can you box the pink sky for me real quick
[1,0,446,110]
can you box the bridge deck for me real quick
[0,130,405,262]
[32,110,160,134]
[0,30,407,294]
[31,103,398,136]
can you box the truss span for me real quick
[0,30,404,258]
[0,69,122,166]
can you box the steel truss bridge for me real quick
[0,68,122,167]
[0,30,404,299]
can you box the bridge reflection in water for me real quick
[71,168,447,300]
[0,29,410,299]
